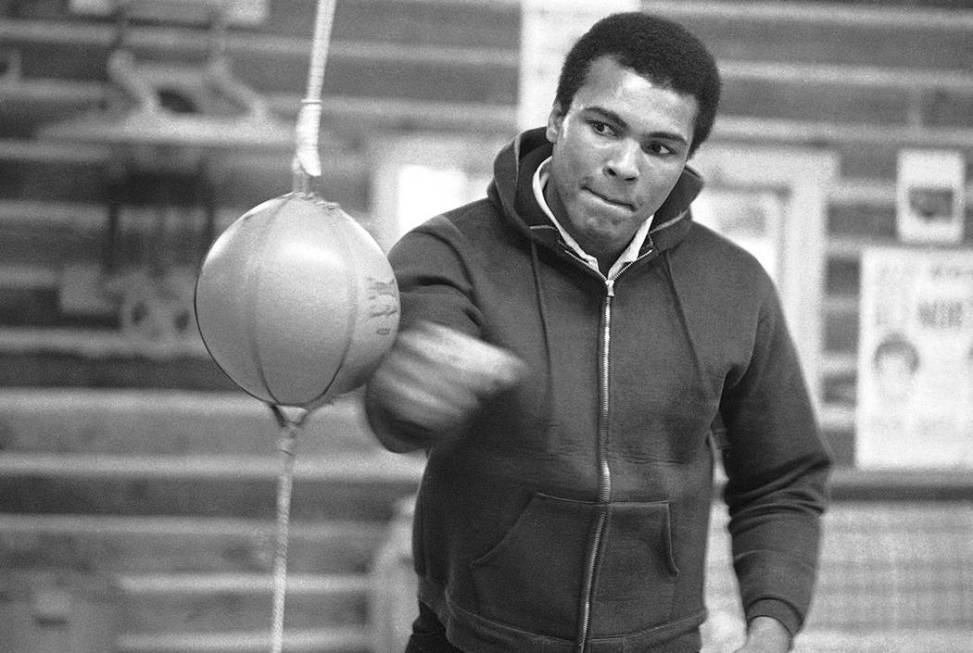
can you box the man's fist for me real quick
[367,322,526,438]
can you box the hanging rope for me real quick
[272,1,338,647]
[294,0,338,186]
[269,405,308,653]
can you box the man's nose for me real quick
[604,140,640,181]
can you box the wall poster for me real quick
[856,246,973,469]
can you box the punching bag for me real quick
[191,2,398,653]
[194,192,398,411]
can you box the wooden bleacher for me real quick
[0,389,423,652]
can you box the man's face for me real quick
[545,56,698,262]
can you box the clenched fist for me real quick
[366,322,526,450]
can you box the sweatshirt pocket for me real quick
[470,493,595,638]
[469,495,680,638]
[590,501,679,633]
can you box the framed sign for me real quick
[856,246,973,469]
[896,150,966,244]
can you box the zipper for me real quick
[576,277,616,652]
[597,279,614,504]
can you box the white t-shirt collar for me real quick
[532,157,652,279]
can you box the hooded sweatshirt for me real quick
[365,128,831,652]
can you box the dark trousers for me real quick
[404,602,465,652]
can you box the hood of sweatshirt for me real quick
[486,127,705,258]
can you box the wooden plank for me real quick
[720,78,911,126]
[118,572,367,596]
[116,576,368,633]
[0,346,237,390]
[713,117,973,149]
[0,389,382,457]
[0,265,60,288]
[643,1,973,30]
[9,86,973,152]
[0,513,383,574]
[0,452,425,482]
[831,180,973,205]
[721,60,973,91]
[67,0,269,26]
[643,2,973,76]
[828,470,973,501]
[0,327,211,358]
[0,21,517,67]
[0,475,419,520]
[116,626,370,653]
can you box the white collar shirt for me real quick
[532,157,652,280]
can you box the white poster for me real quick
[518,0,639,130]
[856,247,973,468]
[896,150,966,244]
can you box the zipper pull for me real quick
[605,278,615,297]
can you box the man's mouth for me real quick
[585,188,633,211]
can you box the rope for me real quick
[269,406,306,653]
[294,0,338,183]
[271,1,339,647]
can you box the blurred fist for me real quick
[368,322,526,435]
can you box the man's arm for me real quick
[365,322,525,452]
[719,279,832,642]
[363,220,525,452]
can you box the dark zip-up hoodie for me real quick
[366,128,831,652]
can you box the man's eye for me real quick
[590,121,614,136]
[645,142,676,156]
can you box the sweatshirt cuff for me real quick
[745,599,802,638]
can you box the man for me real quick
[365,12,831,653]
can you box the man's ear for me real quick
[545,102,564,143]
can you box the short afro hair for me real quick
[554,12,722,157]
